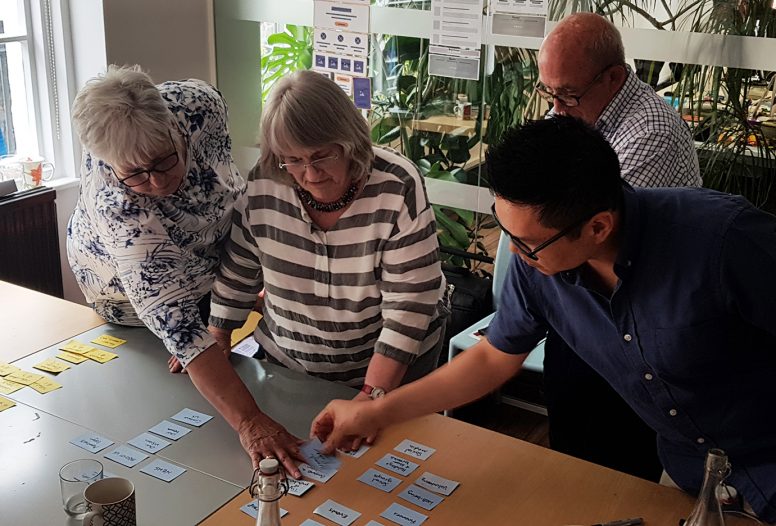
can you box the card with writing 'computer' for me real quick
[414,471,460,496]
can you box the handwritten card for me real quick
[414,471,460,496]
[376,454,420,476]
[5,370,44,386]
[128,432,171,454]
[0,396,16,412]
[299,463,337,483]
[60,340,95,354]
[0,362,20,376]
[91,334,127,348]
[394,439,436,460]
[357,468,401,493]
[0,378,24,395]
[301,438,342,471]
[380,503,428,526]
[398,484,444,510]
[148,420,191,441]
[287,478,315,496]
[56,351,89,364]
[29,377,62,394]
[84,349,118,363]
[300,520,325,526]
[366,522,387,526]
[340,444,370,458]
[170,408,213,427]
[239,500,288,519]
[314,499,361,526]
[140,459,186,482]
[70,433,114,453]
[33,358,70,374]
[104,444,148,467]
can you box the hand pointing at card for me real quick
[311,399,386,454]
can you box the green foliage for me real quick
[260,25,312,101]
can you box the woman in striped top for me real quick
[208,70,449,474]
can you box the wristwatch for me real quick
[361,384,387,400]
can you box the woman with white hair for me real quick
[207,70,449,475]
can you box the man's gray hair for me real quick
[72,64,171,168]
[259,70,373,185]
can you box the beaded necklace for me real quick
[294,181,360,213]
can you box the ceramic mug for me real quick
[454,101,473,120]
[82,477,137,526]
[20,156,54,188]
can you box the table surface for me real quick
[0,280,104,362]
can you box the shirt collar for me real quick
[596,65,639,134]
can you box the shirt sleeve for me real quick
[375,168,445,364]
[617,126,700,189]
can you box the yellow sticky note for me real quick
[57,351,89,364]
[91,334,127,348]
[33,358,71,374]
[60,340,95,355]
[5,370,44,386]
[0,396,16,412]
[0,362,21,376]
[0,378,24,395]
[29,377,62,394]
[85,349,119,363]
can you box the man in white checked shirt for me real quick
[533,13,701,480]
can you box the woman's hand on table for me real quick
[239,415,306,478]
[311,398,385,454]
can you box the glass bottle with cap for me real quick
[249,458,288,526]
[684,448,730,526]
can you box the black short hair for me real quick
[486,115,623,231]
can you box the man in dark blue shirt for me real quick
[311,116,776,522]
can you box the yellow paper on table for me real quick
[57,351,89,364]
[85,349,118,363]
[60,340,95,355]
[5,370,44,386]
[91,334,127,348]
[33,358,71,374]
[0,378,24,395]
[0,362,21,376]
[0,396,16,412]
[29,377,62,394]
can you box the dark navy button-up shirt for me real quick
[488,186,776,521]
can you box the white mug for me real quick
[20,156,54,188]
[82,477,137,526]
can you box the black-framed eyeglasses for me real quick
[278,154,339,175]
[109,130,179,188]
[491,203,600,261]
[535,64,615,108]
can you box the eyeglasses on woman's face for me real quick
[278,153,340,176]
[110,130,179,188]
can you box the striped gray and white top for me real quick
[210,146,447,385]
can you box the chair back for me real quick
[491,231,513,309]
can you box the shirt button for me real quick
[669,409,678,416]
[623,334,632,342]
[697,437,706,444]
[644,373,653,381]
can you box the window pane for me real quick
[0,0,27,37]
[0,41,36,158]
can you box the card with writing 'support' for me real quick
[104,444,148,468]
[127,432,171,454]
[398,484,445,510]
[299,463,337,483]
[140,459,186,482]
[414,471,460,496]
[70,433,114,454]
[239,500,288,519]
[313,499,361,526]
[148,420,191,441]
[376,453,420,476]
[357,468,401,492]
[170,407,213,427]
[380,503,428,526]
[394,439,436,460]
[287,478,315,496]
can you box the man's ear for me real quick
[587,211,615,244]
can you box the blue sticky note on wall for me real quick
[353,77,371,110]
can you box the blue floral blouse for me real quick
[67,79,246,366]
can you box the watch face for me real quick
[370,387,386,400]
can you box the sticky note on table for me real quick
[380,503,428,526]
[357,468,401,493]
[239,500,288,519]
[29,377,62,394]
[91,334,127,348]
[287,478,315,496]
[140,459,186,482]
[57,351,90,364]
[170,408,213,427]
[299,463,337,483]
[414,471,460,496]
[0,378,24,395]
[314,499,361,526]
[148,420,191,441]
[5,370,44,386]
[85,349,118,363]
[301,438,342,471]
[376,454,420,476]
[0,396,16,412]
[128,432,171,454]
[340,444,370,458]
[104,444,149,467]
[398,484,445,510]
[60,340,95,354]
[394,439,436,460]
[33,358,71,374]
[70,433,115,453]
[0,362,20,376]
